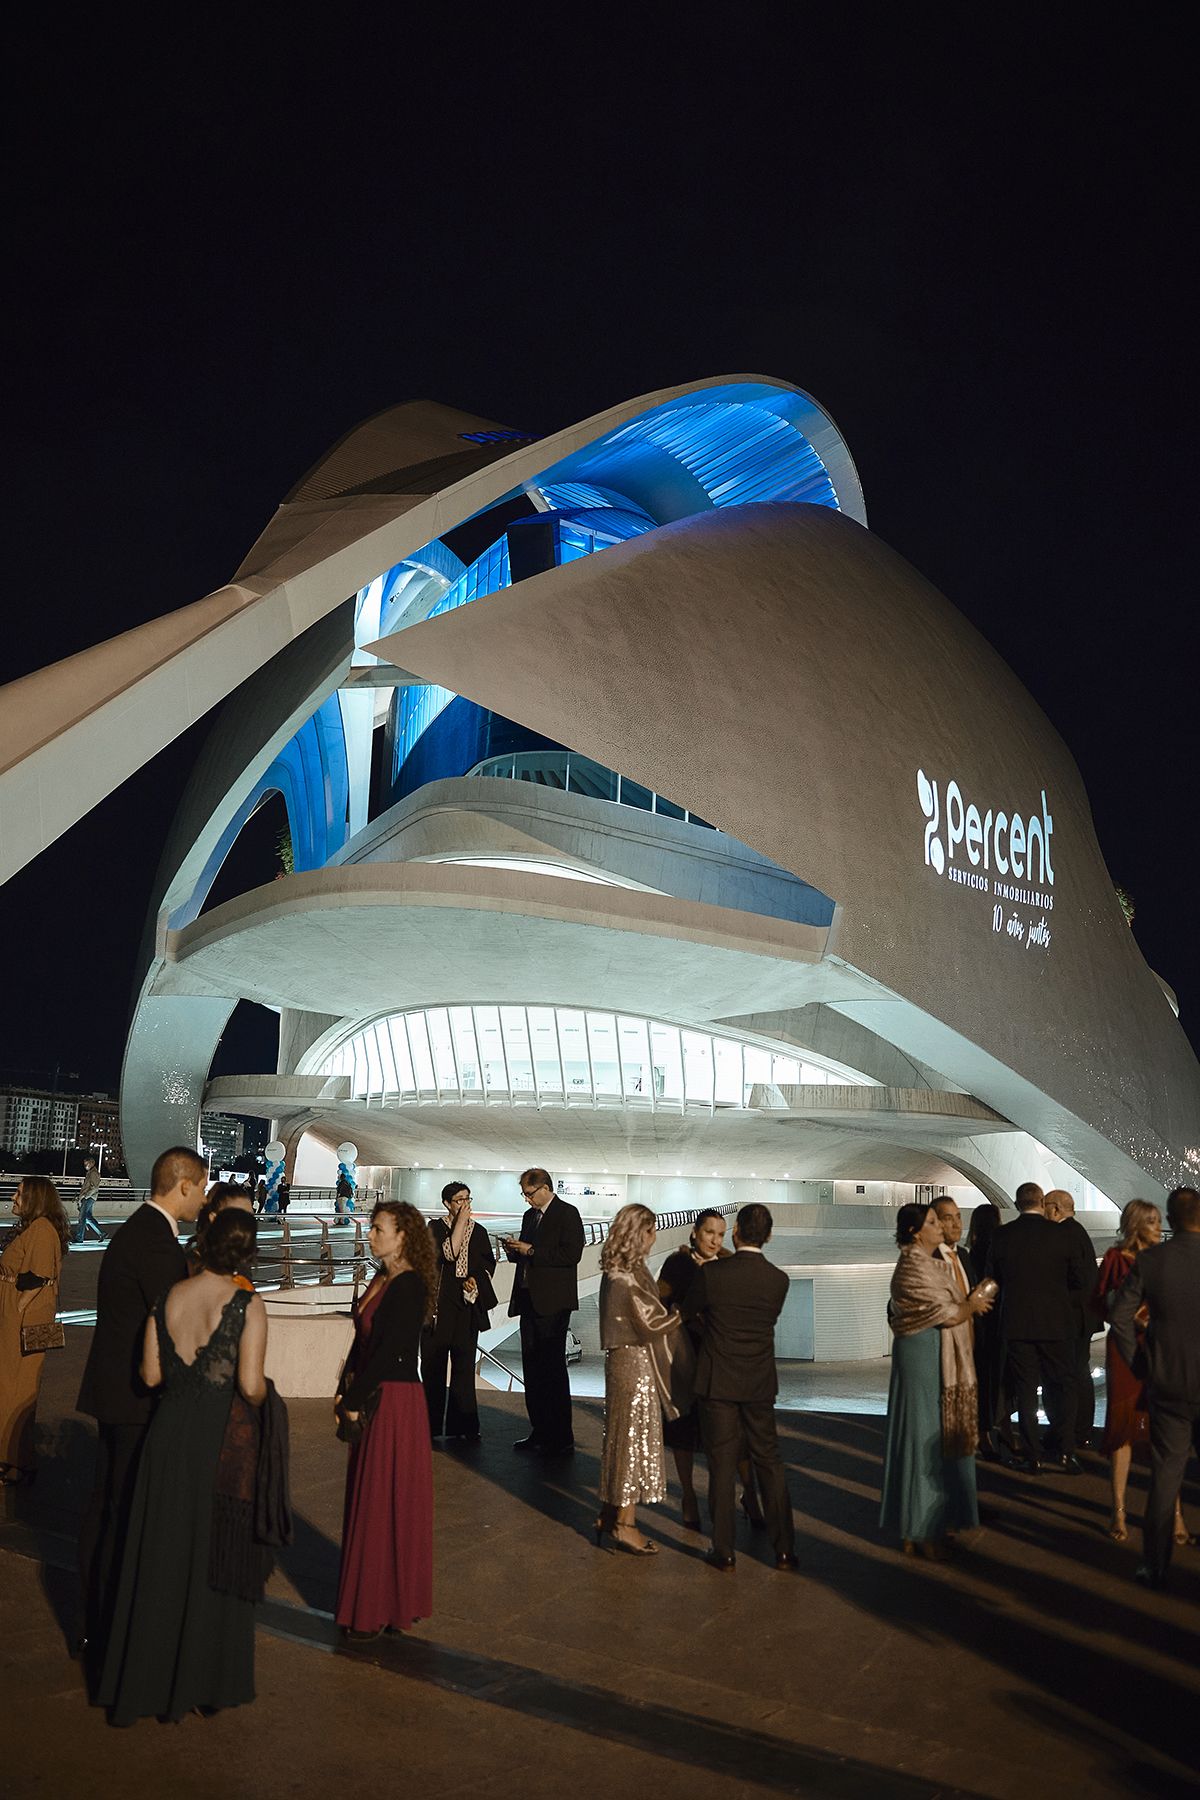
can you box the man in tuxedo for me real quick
[683,1202,796,1572]
[987,1181,1095,1473]
[1110,1186,1200,1588]
[934,1198,975,1294]
[1042,1189,1099,1452]
[503,1169,584,1456]
[77,1145,206,1678]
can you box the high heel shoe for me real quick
[1108,1505,1128,1543]
[1173,1512,1193,1547]
[611,1525,658,1556]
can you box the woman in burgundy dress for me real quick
[1094,1199,1190,1545]
[335,1201,438,1640]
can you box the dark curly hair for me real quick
[371,1200,438,1321]
[199,1207,258,1276]
[895,1202,934,1248]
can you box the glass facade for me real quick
[468,749,714,827]
[315,1007,875,1109]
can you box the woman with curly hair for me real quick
[596,1203,690,1555]
[335,1200,438,1638]
[0,1175,70,1485]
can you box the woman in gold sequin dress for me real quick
[595,1204,691,1555]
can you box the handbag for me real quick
[335,1385,380,1445]
[20,1320,65,1355]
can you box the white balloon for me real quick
[336,1142,358,1163]
[265,1141,287,1162]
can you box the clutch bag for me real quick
[21,1320,65,1355]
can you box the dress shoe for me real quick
[1049,1453,1084,1476]
[512,1436,542,1453]
[539,1439,575,1457]
[1135,1564,1165,1591]
[704,1550,736,1571]
[774,1553,799,1571]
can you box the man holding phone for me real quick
[504,1169,584,1456]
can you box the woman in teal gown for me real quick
[97,1210,268,1726]
[880,1202,994,1557]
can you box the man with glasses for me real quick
[503,1169,585,1456]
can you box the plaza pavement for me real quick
[3,1248,1199,1798]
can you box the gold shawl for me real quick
[599,1263,694,1421]
[889,1245,978,1459]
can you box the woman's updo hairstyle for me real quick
[200,1207,258,1276]
[895,1202,933,1248]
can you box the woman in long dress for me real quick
[0,1176,69,1486]
[336,1201,438,1639]
[965,1201,1005,1454]
[97,1209,268,1725]
[422,1181,497,1442]
[1093,1199,1191,1545]
[596,1203,690,1555]
[880,1202,993,1558]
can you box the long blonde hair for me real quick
[600,1203,656,1273]
[1118,1199,1160,1254]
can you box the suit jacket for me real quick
[1059,1215,1101,1336]
[506,1195,585,1317]
[986,1211,1094,1342]
[682,1248,789,1404]
[428,1219,498,1331]
[1110,1234,1200,1406]
[77,1204,188,1424]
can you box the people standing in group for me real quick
[986,1181,1095,1474]
[1110,1186,1200,1590]
[964,1201,1006,1454]
[76,1145,205,1685]
[75,1157,105,1245]
[95,1209,269,1726]
[503,1170,585,1457]
[596,1204,689,1555]
[682,1203,796,1572]
[0,1177,70,1486]
[658,1208,764,1531]
[1043,1189,1100,1452]
[881,1203,994,1558]
[334,1171,355,1227]
[1093,1199,1191,1546]
[335,1201,437,1640]
[422,1182,497,1443]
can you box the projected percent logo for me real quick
[917,769,1056,954]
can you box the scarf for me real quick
[444,1205,472,1279]
[889,1245,978,1459]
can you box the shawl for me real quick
[889,1246,978,1459]
[444,1206,472,1281]
[599,1262,694,1421]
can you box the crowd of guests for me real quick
[879,1180,1200,1591]
[3,1153,1200,1727]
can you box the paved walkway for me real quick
[3,1253,1199,1797]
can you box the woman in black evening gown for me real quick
[422,1181,497,1441]
[98,1210,268,1726]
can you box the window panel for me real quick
[426,1008,458,1092]
[407,1011,436,1092]
[682,1030,714,1104]
[387,1017,415,1094]
[528,1007,562,1093]
[450,1007,480,1092]
[617,1015,650,1098]
[800,1061,830,1085]
[714,1038,742,1104]
[500,1005,534,1094]
[586,1012,621,1097]
[557,1008,591,1095]
[473,1005,508,1093]
[374,1022,398,1095]
[650,1022,682,1102]
[772,1054,800,1086]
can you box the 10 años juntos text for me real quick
[994,906,1052,951]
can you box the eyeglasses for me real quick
[520,1183,547,1199]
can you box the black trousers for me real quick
[78,1421,146,1681]
[1144,1397,1200,1581]
[1005,1338,1076,1461]
[422,1330,480,1437]
[699,1398,794,1561]
[1045,1332,1095,1453]
[517,1298,573,1447]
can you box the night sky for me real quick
[2,15,1195,1098]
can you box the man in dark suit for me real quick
[683,1202,796,1572]
[1042,1189,1099,1452]
[1110,1185,1200,1588]
[503,1168,585,1456]
[934,1197,975,1294]
[77,1145,205,1678]
[987,1181,1096,1473]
